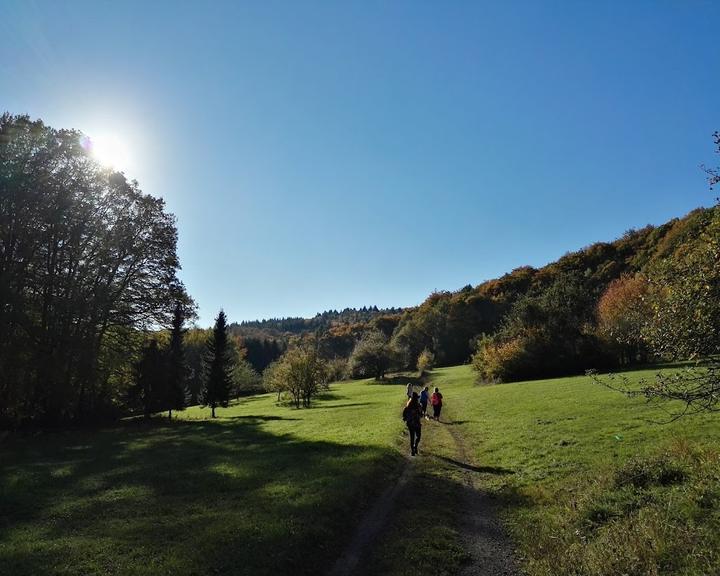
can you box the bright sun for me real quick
[82,134,129,169]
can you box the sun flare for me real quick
[81,133,129,169]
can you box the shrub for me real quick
[416,348,435,375]
[326,357,349,382]
[471,331,548,382]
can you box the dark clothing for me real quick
[432,404,442,419]
[402,403,422,428]
[408,425,421,454]
[420,400,428,415]
[402,403,423,455]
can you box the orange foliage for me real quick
[596,274,650,346]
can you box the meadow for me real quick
[0,384,407,576]
[2,366,718,576]
[430,365,720,576]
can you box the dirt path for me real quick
[444,414,521,576]
[328,407,521,576]
[327,458,415,576]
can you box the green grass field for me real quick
[429,365,720,576]
[0,384,407,576]
[2,366,718,576]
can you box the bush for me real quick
[326,357,349,382]
[416,348,435,375]
[471,331,548,382]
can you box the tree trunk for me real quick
[168,409,172,419]
[211,406,216,418]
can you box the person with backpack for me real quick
[419,385,430,418]
[431,387,443,421]
[402,392,423,456]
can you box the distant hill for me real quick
[229,306,404,339]
[230,206,717,378]
[389,205,717,371]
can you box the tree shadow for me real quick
[309,402,372,410]
[359,455,526,576]
[374,375,425,386]
[435,455,516,475]
[226,414,301,421]
[0,417,402,576]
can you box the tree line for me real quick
[3,114,717,425]
[128,308,261,419]
[253,203,719,396]
[0,114,192,427]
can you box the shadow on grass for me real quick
[360,456,525,576]
[435,455,515,476]
[374,375,425,387]
[0,417,402,576]
[310,402,372,410]
[225,414,302,421]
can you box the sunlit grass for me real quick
[431,365,720,576]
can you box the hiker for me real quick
[431,387,443,421]
[402,392,423,456]
[406,382,413,399]
[419,385,429,418]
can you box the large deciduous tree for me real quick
[0,114,192,427]
[596,134,720,417]
[596,274,651,365]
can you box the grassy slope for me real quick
[430,365,720,576]
[0,382,407,576]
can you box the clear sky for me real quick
[2,1,719,326]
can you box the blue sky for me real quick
[2,1,719,326]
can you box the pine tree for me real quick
[166,301,187,419]
[131,340,167,418]
[203,310,232,418]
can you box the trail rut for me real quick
[327,458,415,576]
[445,415,521,576]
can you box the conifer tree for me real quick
[203,310,232,418]
[166,301,187,418]
[131,340,167,418]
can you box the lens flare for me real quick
[80,133,129,169]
